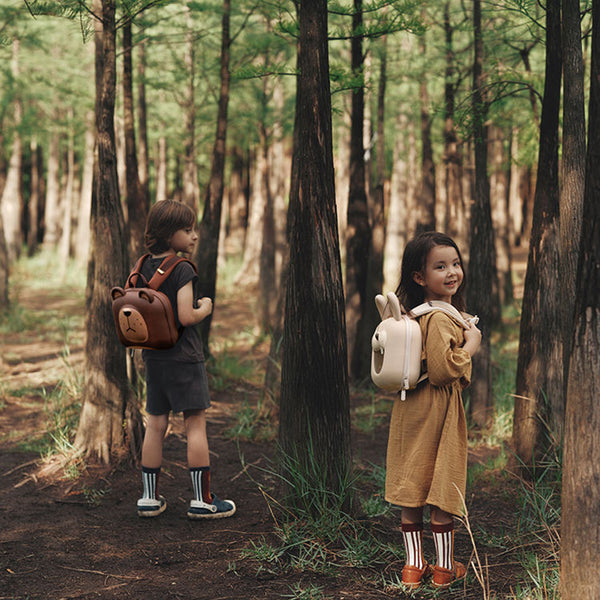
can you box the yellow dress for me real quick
[384,311,472,517]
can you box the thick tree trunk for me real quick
[123,17,147,261]
[74,0,142,465]
[279,0,351,502]
[561,1,600,590]
[193,0,231,356]
[560,0,586,385]
[513,0,562,471]
[352,37,387,381]
[345,0,371,380]
[467,0,499,427]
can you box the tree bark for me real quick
[345,0,371,380]
[123,16,147,261]
[182,4,199,210]
[1,39,23,262]
[27,139,43,256]
[74,0,142,465]
[560,0,586,385]
[43,130,61,248]
[279,0,351,503]
[137,40,151,211]
[561,1,600,590]
[467,0,499,427]
[416,18,436,234]
[75,113,95,267]
[193,0,231,357]
[512,0,562,468]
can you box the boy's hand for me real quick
[196,297,213,315]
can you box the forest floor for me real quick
[0,253,557,600]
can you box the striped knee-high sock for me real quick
[431,521,454,570]
[190,466,212,503]
[141,466,160,500]
[401,522,424,569]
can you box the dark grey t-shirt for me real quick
[137,256,204,363]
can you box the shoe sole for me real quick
[137,498,167,518]
[187,507,236,520]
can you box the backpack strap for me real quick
[147,255,197,290]
[409,300,472,329]
[125,254,197,290]
[126,253,151,289]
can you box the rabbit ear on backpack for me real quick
[375,294,389,319]
[386,292,402,321]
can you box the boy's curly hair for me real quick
[144,200,197,254]
[395,231,467,311]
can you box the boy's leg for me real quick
[137,414,169,517]
[430,506,467,588]
[400,507,429,589]
[184,410,235,520]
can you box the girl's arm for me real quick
[177,281,213,326]
[463,323,482,356]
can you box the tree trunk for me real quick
[384,112,409,291]
[442,2,466,247]
[561,2,600,589]
[224,146,249,256]
[43,130,61,248]
[489,126,513,305]
[75,113,95,267]
[1,39,23,262]
[74,0,142,465]
[182,5,199,210]
[279,0,351,503]
[193,0,231,357]
[59,111,76,277]
[467,0,499,428]
[345,0,371,380]
[513,0,562,471]
[416,20,436,233]
[155,135,168,202]
[27,139,43,256]
[137,40,151,211]
[560,0,586,386]
[123,16,147,261]
[352,35,387,381]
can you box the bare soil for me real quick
[1,284,532,600]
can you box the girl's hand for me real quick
[463,323,482,356]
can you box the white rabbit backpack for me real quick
[370,292,477,399]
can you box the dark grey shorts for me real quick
[145,361,211,415]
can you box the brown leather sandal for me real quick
[402,563,432,590]
[432,561,467,588]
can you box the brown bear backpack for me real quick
[111,254,196,350]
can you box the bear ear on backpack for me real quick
[111,287,125,300]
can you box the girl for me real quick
[386,231,481,589]
[136,200,235,520]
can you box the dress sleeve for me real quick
[424,312,472,387]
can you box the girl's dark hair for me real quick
[395,231,466,311]
[144,200,197,254]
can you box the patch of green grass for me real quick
[207,347,263,391]
[282,583,332,600]
[225,397,277,442]
[351,389,392,435]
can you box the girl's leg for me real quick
[430,505,466,587]
[138,414,169,517]
[400,507,428,589]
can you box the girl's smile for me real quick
[413,244,464,304]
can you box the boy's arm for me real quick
[177,281,212,326]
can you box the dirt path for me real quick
[1,285,529,600]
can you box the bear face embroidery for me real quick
[117,306,149,343]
